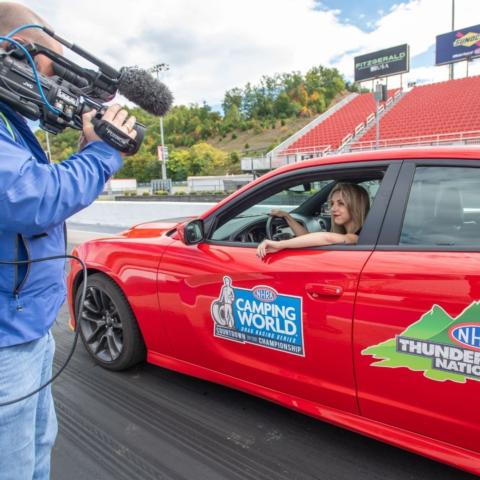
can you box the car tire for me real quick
[75,272,146,371]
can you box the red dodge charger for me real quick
[68,146,480,475]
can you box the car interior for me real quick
[210,171,384,245]
[400,166,480,246]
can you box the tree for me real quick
[224,104,241,131]
[167,149,190,181]
[222,87,243,116]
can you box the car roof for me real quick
[271,145,480,176]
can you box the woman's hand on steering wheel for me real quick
[266,214,288,239]
[270,209,290,218]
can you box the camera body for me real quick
[0,41,145,154]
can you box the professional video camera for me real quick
[0,26,173,155]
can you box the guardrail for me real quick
[280,144,332,156]
[366,113,375,125]
[241,156,273,171]
[349,130,480,151]
[355,122,365,135]
[260,145,333,169]
[340,133,353,149]
[285,145,331,160]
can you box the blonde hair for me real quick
[328,183,370,234]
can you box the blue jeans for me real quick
[0,332,58,480]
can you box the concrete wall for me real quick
[69,200,216,228]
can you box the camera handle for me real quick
[91,112,145,156]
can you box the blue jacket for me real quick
[0,103,123,347]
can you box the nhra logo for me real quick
[252,286,277,302]
[211,276,304,356]
[449,324,480,351]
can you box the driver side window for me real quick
[210,175,381,245]
[211,181,322,243]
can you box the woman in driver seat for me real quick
[257,182,369,259]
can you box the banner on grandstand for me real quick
[354,44,409,82]
[436,24,480,65]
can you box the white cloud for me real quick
[11,0,480,108]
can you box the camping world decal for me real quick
[362,302,480,383]
[211,277,304,356]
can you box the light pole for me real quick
[45,131,52,162]
[449,0,455,80]
[149,63,169,181]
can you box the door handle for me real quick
[305,283,343,299]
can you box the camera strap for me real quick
[0,111,16,141]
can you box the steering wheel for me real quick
[265,215,288,240]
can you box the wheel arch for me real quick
[72,268,142,335]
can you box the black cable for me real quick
[0,254,87,407]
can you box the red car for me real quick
[68,146,480,475]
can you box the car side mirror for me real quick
[178,219,205,245]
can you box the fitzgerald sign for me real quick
[354,44,409,82]
[436,24,480,65]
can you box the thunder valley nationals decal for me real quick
[210,277,304,356]
[362,301,480,383]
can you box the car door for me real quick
[156,161,399,413]
[355,159,480,454]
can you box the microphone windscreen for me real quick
[118,67,173,116]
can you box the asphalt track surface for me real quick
[50,229,477,480]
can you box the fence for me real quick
[349,130,480,152]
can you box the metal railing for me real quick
[339,133,353,150]
[349,130,480,152]
[355,122,365,135]
[275,144,332,156]
[271,145,332,166]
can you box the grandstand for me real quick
[268,89,400,167]
[350,76,480,151]
[241,75,480,172]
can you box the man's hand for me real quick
[257,239,284,259]
[80,104,137,155]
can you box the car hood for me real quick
[119,216,196,239]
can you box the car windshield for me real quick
[238,181,330,217]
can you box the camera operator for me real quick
[0,3,138,479]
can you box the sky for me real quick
[14,0,480,111]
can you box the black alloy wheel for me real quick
[75,273,146,371]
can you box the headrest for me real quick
[433,187,464,227]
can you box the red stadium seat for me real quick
[351,76,480,149]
